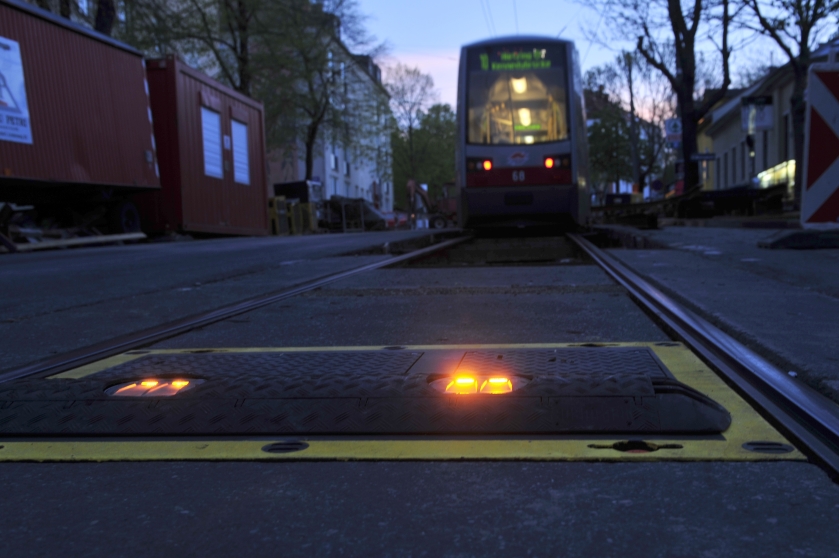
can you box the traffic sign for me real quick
[665,118,682,143]
[741,96,774,133]
[801,64,839,228]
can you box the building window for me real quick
[741,141,746,181]
[201,107,223,179]
[783,113,790,161]
[723,152,728,188]
[330,153,338,171]
[332,177,338,196]
[344,160,351,177]
[762,130,769,170]
[231,120,250,185]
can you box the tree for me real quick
[120,0,262,95]
[585,54,674,202]
[385,64,437,185]
[586,0,734,190]
[585,85,633,203]
[120,0,385,179]
[256,1,387,179]
[741,0,839,205]
[391,103,457,208]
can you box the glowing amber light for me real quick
[445,377,478,394]
[482,160,492,171]
[113,383,138,395]
[108,378,201,397]
[480,377,513,394]
[544,157,555,169]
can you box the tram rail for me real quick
[569,232,839,478]
[0,234,472,384]
[3,229,839,479]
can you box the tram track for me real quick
[3,229,839,478]
[568,232,839,478]
[0,233,472,384]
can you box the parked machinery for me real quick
[456,36,590,229]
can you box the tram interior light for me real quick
[544,157,555,169]
[511,77,527,94]
[518,108,531,127]
[524,136,534,144]
[482,160,493,171]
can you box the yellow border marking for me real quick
[15,343,803,462]
[0,438,804,462]
[51,353,146,379]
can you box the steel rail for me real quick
[569,232,839,477]
[0,234,472,384]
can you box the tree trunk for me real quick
[94,0,116,36]
[305,123,318,180]
[59,0,70,18]
[626,55,640,191]
[236,0,251,96]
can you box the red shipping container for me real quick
[0,0,159,203]
[139,56,268,236]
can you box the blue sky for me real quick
[357,0,615,107]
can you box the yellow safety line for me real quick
[24,343,803,462]
[0,438,805,462]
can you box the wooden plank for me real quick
[10,232,146,252]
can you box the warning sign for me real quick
[0,36,32,145]
[802,64,839,227]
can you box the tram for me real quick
[456,36,590,228]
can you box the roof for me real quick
[462,35,574,49]
[702,39,839,137]
[1,0,143,56]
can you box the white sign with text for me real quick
[0,36,33,144]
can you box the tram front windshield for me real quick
[467,44,569,145]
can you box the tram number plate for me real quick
[512,170,526,182]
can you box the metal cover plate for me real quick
[0,346,731,435]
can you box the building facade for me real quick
[267,51,393,213]
[698,41,839,198]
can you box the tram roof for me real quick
[462,35,574,49]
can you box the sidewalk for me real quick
[602,226,839,402]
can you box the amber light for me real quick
[480,377,513,394]
[445,377,478,394]
[482,160,492,171]
[544,157,555,169]
[108,379,198,397]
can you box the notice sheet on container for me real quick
[0,36,33,145]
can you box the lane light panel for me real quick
[107,379,203,397]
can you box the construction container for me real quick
[138,56,268,236]
[0,0,159,215]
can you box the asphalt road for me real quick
[2,232,839,557]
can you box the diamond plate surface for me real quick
[0,349,731,435]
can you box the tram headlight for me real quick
[482,160,493,171]
[544,157,555,169]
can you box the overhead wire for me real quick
[513,0,519,34]
[484,0,498,36]
[478,0,494,37]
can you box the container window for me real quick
[201,107,223,179]
[231,120,250,185]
